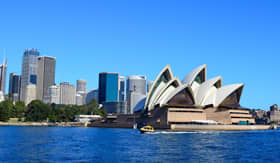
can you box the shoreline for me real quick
[0,122,276,131]
[0,122,85,127]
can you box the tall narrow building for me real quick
[76,79,87,105]
[76,79,87,94]
[20,49,40,101]
[8,73,21,102]
[59,82,76,105]
[119,76,125,101]
[126,76,146,114]
[0,60,7,94]
[23,84,36,105]
[36,56,56,101]
[98,72,119,104]
[46,85,60,104]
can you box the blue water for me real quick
[0,126,279,162]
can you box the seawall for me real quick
[171,124,272,131]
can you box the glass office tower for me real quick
[98,72,119,104]
[20,49,40,101]
[9,73,21,102]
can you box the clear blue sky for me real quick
[0,0,279,110]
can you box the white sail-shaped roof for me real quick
[143,64,245,111]
[214,84,244,107]
[153,77,181,108]
[196,76,222,106]
[160,84,195,107]
[181,64,207,85]
[144,65,174,110]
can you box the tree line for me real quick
[0,98,106,122]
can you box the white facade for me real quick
[127,92,146,114]
[23,84,37,105]
[126,75,146,113]
[76,79,87,94]
[74,115,101,123]
[0,91,5,102]
[60,82,76,105]
[0,60,7,94]
[76,94,84,106]
[46,85,60,104]
[145,65,174,111]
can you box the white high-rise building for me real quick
[76,79,87,105]
[76,94,84,106]
[0,60,7,94]
[46,85,60,104]
[76,79,87,94]
[126,76,146,114]
[60,82,76,105]
[119,76,125,101]
[23,84,36,105]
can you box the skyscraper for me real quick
[98,72,119,104]
[0,60,7,94]
[59,82,76,105]
[76,79,87,105]
[36,56,56,101]
[8,73,21,102]
[76,94,84,106]
[119,76,125,101]
[23,84,36,105]
[20,49,39,101]
[126,76,146,114]
[76,79,87,94]
[46,85,60,104]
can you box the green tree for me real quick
[2,100,14,119]
[25,100,51,122]
[0,101,10,122]
[87,98,99,113]
[12,101,26,119]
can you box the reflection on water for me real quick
[0,126,279,162]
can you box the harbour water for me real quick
[0,126,279,162]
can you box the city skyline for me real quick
[0,1,280,110]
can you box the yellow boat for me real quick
[140,125,154,134]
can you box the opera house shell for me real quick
[138,64,255,127]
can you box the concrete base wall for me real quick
[167,108,206,123]
[205,107,255,124]
[204,108,232,124]
[171,124,272,131]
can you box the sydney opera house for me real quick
[137,64,255,128]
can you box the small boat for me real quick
[139,125,154,134]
